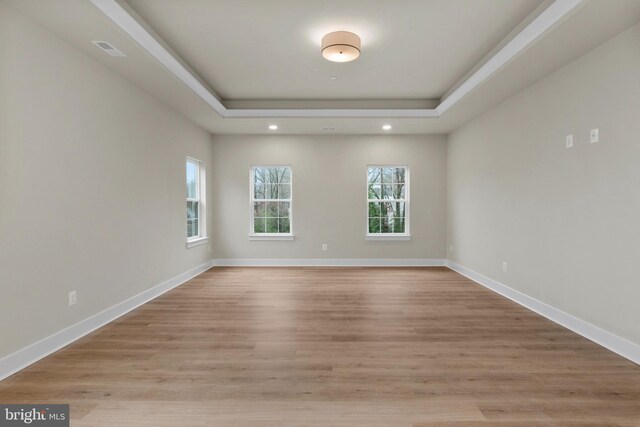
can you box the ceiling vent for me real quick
[91,41,126,57]
[321,127,337,132]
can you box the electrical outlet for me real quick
[68,290,77,306]
[322,243,328,251]
[566,134,573,148]
[502,262,508,272]
[590,128,599,143]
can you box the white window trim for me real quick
[248,235,295,241]
[365,235,411,241]
[249,165,294,240]
[186,157,208,248]
[186,236,209,248]
[365,165,411,240]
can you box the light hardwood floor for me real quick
[1,267,639,426]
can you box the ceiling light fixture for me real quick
[382,125,392,130]
[268,125,278,130]
[322,31,361,63]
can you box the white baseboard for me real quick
[446,260,640,366]
[0,259,215,382]
[4,258,636,382]
[213,258,447,267]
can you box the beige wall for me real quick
[210,135,447,260]
[0,3,213,358]
[447,23,640,345]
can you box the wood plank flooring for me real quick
[1,267,639,426]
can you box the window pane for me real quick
[367,167,381,184]
[277,184,291,199]
[254,217,266,233]
[265,183,277,199]
[368,217,381,234]
[278,218,290,233]
[368,202,381,218]
[253,202,266,217]
[187,219,199,238]
[187,201,199,220]
[278,202,290,218]
[380,201,392,217]
[186,161,198,199]
[393,217,406,233]
[267,168,280,184]
[392,183,406,199]
[391,202,406,218]
[266,201,278,217]
[278,167,291,183]
[368,184,381,199]
[254,168,266,185]
[381,168,394,183]
[380,215,392,233]
[254,183,266,199]
[266,217,279,233]
[381,184,394,199]
[393,167,406,184]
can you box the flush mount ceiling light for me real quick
[268,124,278,130]
[382,124,392,130]
[321,31,361,63]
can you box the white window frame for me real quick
[186,157,208,248]
[365,165,411,241]
[249,165,294,241]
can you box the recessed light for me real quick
[268,125,278,130]
[382,124,392,130]
[329,76,337,80]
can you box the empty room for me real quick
[1,0,640,425]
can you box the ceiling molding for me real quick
[90,0,584,119]
[223,108,439,119]
[436,0,584,115]
[224,99,439,110]
[90,0,227,116]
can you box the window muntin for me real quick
[367,166,409,235]
[250,166,292,235]
[186,158,204,240]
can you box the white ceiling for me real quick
[126,0,542,101]
[6,0,640,134]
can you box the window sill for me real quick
[249,234,295,241]
[366,234,411,241]
[186,236,209,248]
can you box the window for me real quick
[250,166,292,239]
[186,158,207,247]
[367,166,410,239]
